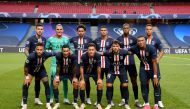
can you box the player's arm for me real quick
[24,56,32,86]
[24,39,30,57]
[151,47,158,86]
[45,38,51,50]
[80,55,85,80]
[157,39,164,63]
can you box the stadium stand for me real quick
[154,3,190,14]
[0,2,35,13]
[157,24,190,47]
[0,23,31,46]
[96,5,150,14]
[37,3,92,13]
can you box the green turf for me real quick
[0,53,190,109]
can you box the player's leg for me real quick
[50,65,56,103]
[22,74,33,109]
[34,78,43,105]
[119,73,131,109]
[105,73,115,109]
[93,75,103,109]
[41,73,52,109]
[79,74,87,109]
[128,65,142,107]
[52,76,61,109]
[85,78,91,104]
[140,68,150,109]
[72,76,80,109]
[157,64,164,108]
[62,76,70,104]
[150,70,160,109]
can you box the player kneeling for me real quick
[22,43,55,109]
[79,43,103,109]
[53,45,80,109]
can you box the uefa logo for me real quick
[113,27,138,36]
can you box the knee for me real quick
[106,83,113,87]
[73,79,79,89]
[79,80,85,90]
[97,81,103,90]
[122,83,128,88]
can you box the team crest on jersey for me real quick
[26,41,29,44]
[151,41,155,45]
[129,39,133,44]
[120,56,123,59]
[106,42,109,46]
[146,52,149,56]
[84,39,87,43]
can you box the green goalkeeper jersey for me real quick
[45,36,72,66]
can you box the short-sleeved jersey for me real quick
[80,52,101,75]
[70,36,92,64]
[146,36,163,53]
[129,44,157,71]
[117,35,137,65]
[56,52,77,76]
[104,49,128,75]
[25,51,55,72]
[25,35,46,54]
[45,36,71,65]
[93,36,113,68]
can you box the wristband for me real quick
[153,75,157,78]
[25,76,29,79]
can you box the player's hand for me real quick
[79,79,85,88]
[54,76,60,85]
[24,76,30,86]
[72,77,78,84]
[153,77,159,86]
[97,78,103,85]
[109,47,113,53]
[156,58,160,64]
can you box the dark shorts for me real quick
[106,73,128,84]
[125,64,138,78]
[139,67,160,85]
[101,68,109,80]
[29,69,48,79]
[84,74,97,85]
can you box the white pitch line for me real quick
[164,56,190,61]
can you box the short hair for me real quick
[36,23,43,28]
[36,42,44,47]
[77,24,86,31]
[123,23,130,29]
[56,24,63,29]
[112,40,121,46]
[100,25,107,29]
[62,44,70,49]
[146,24,152,27]
[137,35,145,39]
[88,43,96,48]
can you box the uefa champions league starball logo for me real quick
[113,27,138,36]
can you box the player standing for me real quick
[70,24,93,104]
[79,43,103,109]
[45,24,71,104]
[128,36,160,109]
[23,23,46,106]
[103,40,131,109]
[22,43,54,109]
[117,23,142,107]
[145,24,164,108]
[52,45,79,109]
[93,25,114,106]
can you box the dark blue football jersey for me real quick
[80,52,101,75]
[56,52,77,76]
[70,36,92,64]
[25,35,46,54]
[25,51,55,72]
[117,35,137,65]
[129,44,157,70]
[104,49,129,75]
[93,36,113,68]
[146,36,163,53]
